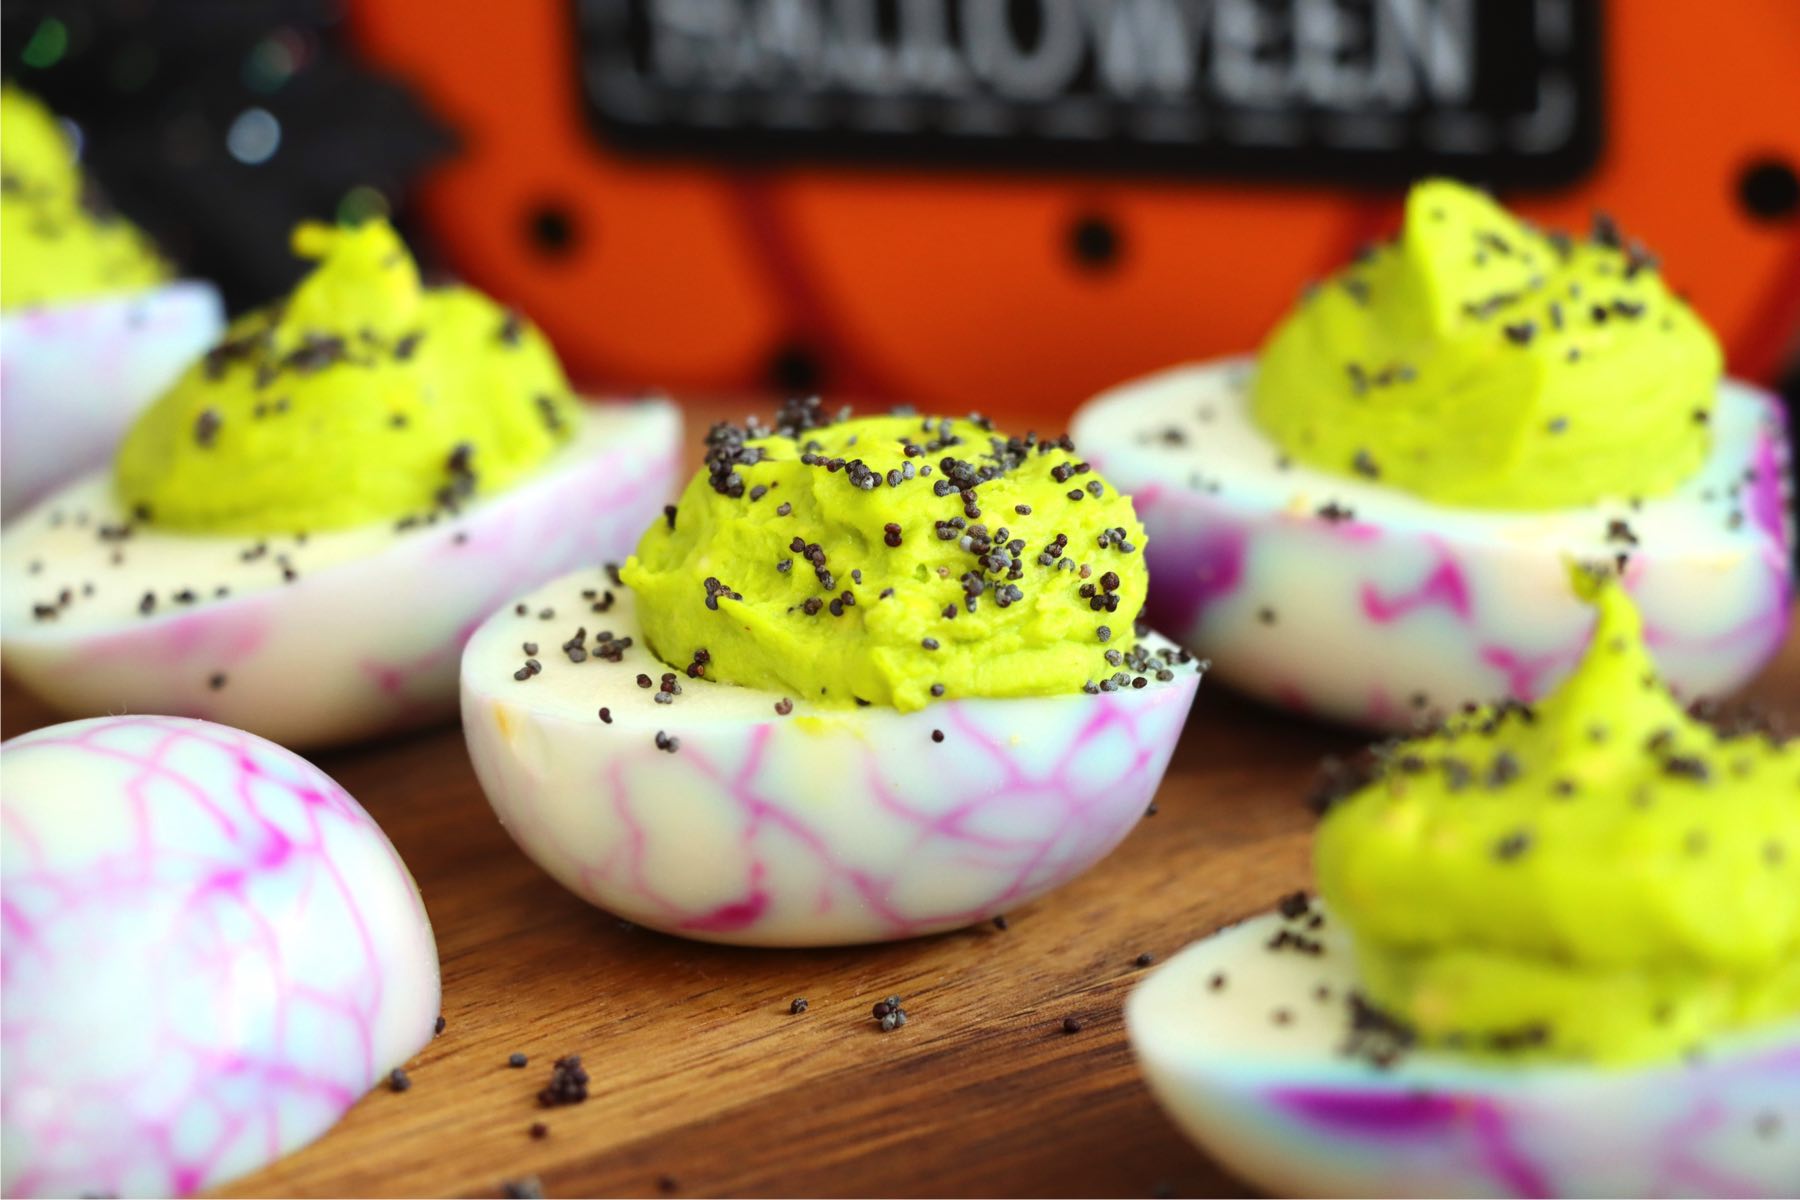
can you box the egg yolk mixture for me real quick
[1316,568,1798,1066]
[114,219,579,534]
[1,86,168,310]
[1253,179,1723,510]
[622,404,1150,710]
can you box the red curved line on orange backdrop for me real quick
[722,173,901,403]
[1732,229,1800,385]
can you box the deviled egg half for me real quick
[462,402,1204,946]
[1,715,441,1199]
[1127,568,1798,1198]
[1075,180,1793,730]
[0,86,225,516]
[1,218,680,748]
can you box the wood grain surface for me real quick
[3,400,1795,1199]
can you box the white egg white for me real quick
[1,280,225,516]
[1074,361,1794,730]
[0,715,440,1199]
[461,568,1203,946]
[1126,906,1800,1198]
[1,400,681,748]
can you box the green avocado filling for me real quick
[1,86,169,310]
[1253,179,1723,510]
[114,219,579,534]
[1316,568,1799,1066]
[621,404,1149,711]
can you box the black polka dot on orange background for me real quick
[1067,212,1123,272]
[1737,157,1798,223]
[525,201,579,257]
[768,340,822,393]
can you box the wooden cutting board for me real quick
[3,398,1794,1199]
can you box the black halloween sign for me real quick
[573,0,1602,185]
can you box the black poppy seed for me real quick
[1135,952,1155,968]
[1317,501,1355,523]
[537,1055,589,1107]
[1495,831,1533,860]
[930,683,945,697]
[637,674,653,688]
[1061,1016,1083,1034]
[1278,891,1311,920]
[789,997,808,1015]
[654,731,679,753]
[921,637,939,650]
[208,673,227,690]
[388,1067,411,1093]
[509,1053,528,1068]
[1591,210,1622,247]
[1663,754,1711,781]
[775,698,794,715]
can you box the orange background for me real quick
[352,1,1800,417]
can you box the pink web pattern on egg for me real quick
[15,416,680,748]
[1105,393,1794,731]
[1262,1040,1800,1196]
[1,717,436,1198]
[484,685,1193,945]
